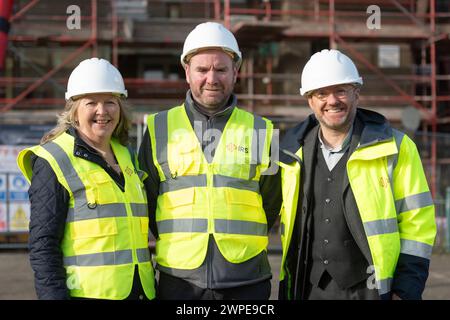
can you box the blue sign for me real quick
[0,175,5,201]
[9,191,29,201]
[12,175,27,189]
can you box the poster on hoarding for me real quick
[0,203,6,232]
[0,174,7,231]
[0,145,27,173]
[8,203,30,231]
[8,173,30,232]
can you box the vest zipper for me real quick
[292,154,307,300]
[206,162,214,288]
[123,176,138,266]
[207,234,214,289]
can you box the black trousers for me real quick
[157,272,271,300]
[305,271,379,300]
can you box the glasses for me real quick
[311,86,355,101]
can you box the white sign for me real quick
[378,44,400,68]
[8,173,28,195]
[0,145,29,173]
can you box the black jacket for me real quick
[28,128,127,299]
[278,108,430,300]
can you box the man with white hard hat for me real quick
[138,22,281,300]
[277,49,436,300]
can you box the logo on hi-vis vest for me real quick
[226,143,249,154]
[379,176,389,188]
[125,166,134,176]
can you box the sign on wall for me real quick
[0,145,25,173]
[0,174,7,231]
[378,44,400,68]
[7,173,30,232]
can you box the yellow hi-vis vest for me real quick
[279,129,436,298]
[147,105,273,269]
[17,133,156,300]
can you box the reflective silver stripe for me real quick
[44,142,147,222]
[42,142,87,213]
[364,218,398,236]
[249,117,267,179]
[159,175,260,194]
[280,222,285,236]
[401,239,433,259]
[395,191,434,215]
[387,129,404,188]
[213,175,260,193]
[154,111,171,180]
[67,203,127,222]
[137,170,145,181]
[214,219,267,236]
[157,218,208,234]
[377,278,393,295]
[68,203,148,221]
[159,175,207,194]
[136,248,151,263]
[63,250,133,266]
[281,148,302,164]
[130,203,148,217]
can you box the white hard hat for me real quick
[65,58,127,100]
[300,49,363,96]
[181,22,242,68]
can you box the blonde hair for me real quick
[41,96,131,145]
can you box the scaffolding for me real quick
[0,0,449,248]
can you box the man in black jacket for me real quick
[278,49,436,300]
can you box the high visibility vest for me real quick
[279,129,436,298]
[147,105,273,269]
[17,133,156,300]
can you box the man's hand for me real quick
[392,293,402,300]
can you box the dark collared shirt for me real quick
[318,125,353,171]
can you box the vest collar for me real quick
[356,109,393,149]
[66,127,125,189]
[279,114,318,164]
[68,127,106,160]
[185,90,236,121]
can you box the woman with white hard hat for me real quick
[17,58,156,300]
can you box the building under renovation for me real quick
[0,0,450,249]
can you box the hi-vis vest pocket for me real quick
[160,187,195,209]
[70,218,118,240]
[225,188,261,207]
[88,170,119,203]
